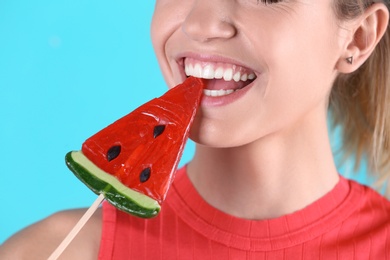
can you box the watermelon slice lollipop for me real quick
[65,77,204,218]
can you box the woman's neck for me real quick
[186,112,339,220]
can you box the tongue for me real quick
[205,79,247,90]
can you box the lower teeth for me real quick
[203,89,235,97]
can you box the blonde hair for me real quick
[330,0,390,197]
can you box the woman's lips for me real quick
[183,57,257,97]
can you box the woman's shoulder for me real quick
[349,178,390,212]
[0,207,102,260]
[347,178,390,232]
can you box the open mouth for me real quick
[184,57,257,97]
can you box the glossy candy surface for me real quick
[66,77,204,218]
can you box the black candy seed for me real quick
[153,125,166,138]
[140,167,151,183]
[107,145,121,162]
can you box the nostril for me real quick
[218,21,237,39]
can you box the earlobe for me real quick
[336,3,389,74]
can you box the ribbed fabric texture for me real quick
[98,167,390,259]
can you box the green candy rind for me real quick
[65,151,161,218]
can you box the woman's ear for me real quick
[336,3,389,73]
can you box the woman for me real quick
[1,0,390,258]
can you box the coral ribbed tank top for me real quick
[98,167,390,259]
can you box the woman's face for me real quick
[151,0,347,147]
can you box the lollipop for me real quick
[49,77,204,259]
[67,76,204,217]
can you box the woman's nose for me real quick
[182,1,237,42]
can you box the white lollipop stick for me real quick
[48,194,105,260]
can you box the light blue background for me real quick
[0,1,186,243]
[0,1,369,244]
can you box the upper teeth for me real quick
[185,62,256,82]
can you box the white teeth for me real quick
[233,72,241,82]
[202,64,215,79]
[203,89,235,97]
[184,62,256,82]
[193,64,202,78]
[184,64,193,76]
[214,67,224,79]
[185,61,256,97]
[248,73,256,80]
[223,68,233,81]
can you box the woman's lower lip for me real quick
[200,81,255,107]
